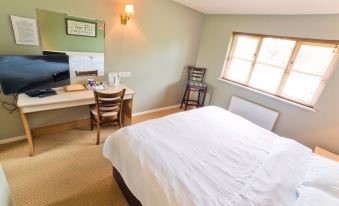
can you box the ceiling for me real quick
[172,0,339,15]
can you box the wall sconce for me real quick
[121,4,134,25]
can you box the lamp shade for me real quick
[125,4,134,15]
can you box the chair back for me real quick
[94,89,126,118]
[188,66,206,82]
[75,70,98,77]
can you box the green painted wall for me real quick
[0,0,204,140]
[37,9,104,52]
[196,14,339,154]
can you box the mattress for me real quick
[103,106,313,206]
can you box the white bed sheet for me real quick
[103,106,313,206]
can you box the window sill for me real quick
[217,78,317,113]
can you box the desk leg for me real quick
[122,98,133,126]
[19,108,34,156]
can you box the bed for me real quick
[103,106,339,206]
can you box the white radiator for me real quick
[228,96,279,131]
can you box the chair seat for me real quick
[188,80,207,89]
[91,106,118,117]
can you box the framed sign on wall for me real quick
[66,19,97,37]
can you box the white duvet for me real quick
[103,106,313,206]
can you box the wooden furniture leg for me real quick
[122,98,133,126]
[180,85,188,109]
[90,109,94,131]
[96,120,101,145]
[202,87,207,106]
[197,89,201,107]
[19,108,34,156]
[184,88,190,111]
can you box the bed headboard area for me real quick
[228,96,279,131]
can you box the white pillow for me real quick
[295,186,339,206]
[301,154,339,196]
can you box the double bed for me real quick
[103,106,339,206]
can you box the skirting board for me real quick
[31,119,90,137]
[0,104,180,145]
[132,105,180,117]
[0,135,26,145]
[0,118,90,145]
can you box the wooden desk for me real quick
[314,146,339,162]
[17,84,134,156]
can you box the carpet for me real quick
[0,108,181,206]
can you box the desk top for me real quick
[17,84,134,108]
[315,146,339,162]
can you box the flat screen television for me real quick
[0,55,70,96]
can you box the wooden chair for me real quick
[90,89,126,145]
[180,66,208,110]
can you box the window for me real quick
[222,32,339,107]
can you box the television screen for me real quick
[0,55,70,95]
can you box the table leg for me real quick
[19,108,34,156]
[122,98,133,126]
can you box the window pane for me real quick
[223,34,337,107]
[257,38,295,67]
[233,36,259,60]
[226,58,252,83]
[249,64,284,93]
[293,44,335,76]
[282,72,321,104]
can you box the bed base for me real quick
[113,166,142,206]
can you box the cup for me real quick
[88,79,96,87]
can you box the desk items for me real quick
[23,89,57,98]
[86,79,108,91]
[108,72,120,87]
[64,84,86,92]
[88,79,96,87]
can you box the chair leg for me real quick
[197,89,201,108]
[90,114,93,131]
[184,89,190,111]
[96,121,101,145]
[180,86,188,109]
[118,112,122,128]
[201,88,207,107]
[89,107,93,131]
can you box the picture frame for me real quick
[65,18,97,37]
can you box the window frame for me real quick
[221,32,339,108]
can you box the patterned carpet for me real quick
[0,108,181,206]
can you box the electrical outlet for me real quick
[119,72,131,78]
